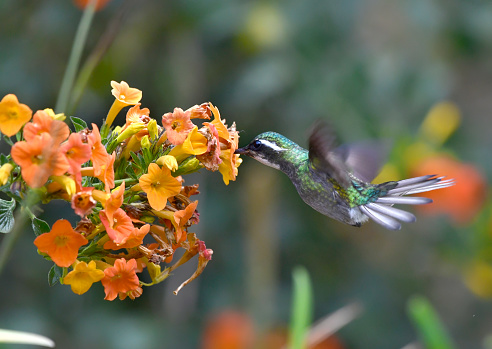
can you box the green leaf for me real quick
[142,147,153,167]
[48,264,64,286]
[126,162,138,180]
[31,217,50,236]
[0,154,8,165]
[0,197,16,233]
[130,152,143,171]
[70,116,88,132]
[407,295,456,349]
[288,266,313,349]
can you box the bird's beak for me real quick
[234,147,249,155]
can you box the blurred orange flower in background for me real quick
[73,0,112,12]
[412,155,487,225]
[201,309,345,349]
[201,310,255,349]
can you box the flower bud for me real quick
[141,135,151,149]
[174,156,203,176]
[147,119,158,141]
[156,155,178,172]
[0,163,13,186]
[116,122,146,143]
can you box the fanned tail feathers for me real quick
[360,175,455,230]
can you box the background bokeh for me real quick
[1,0,492,348]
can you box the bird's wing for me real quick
[308,120,390,186]
[333,140,390,183]
[308,121,352,187]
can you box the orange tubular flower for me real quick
[218,148,242,185]
[101,258,140,301]
[95,152,116,193]
[71,187,96,217]
[88,124,110,177]
[186,103,212,120]
[11,133,70,188]
[139,163,182,211]
[100,208,135,245]
[0,94,32,137]
[34,219,88,267]
[103,224,150,250]
[174,201,198,243]
[207,103,230,142]
[23,110,70,144]
[162,107,195,145]
[119,286,143,301]
[63,260,105,295]
[60,132,92,180]
[102,181,125,223]
[125,103,150,127]
[106,81,142,127]
[197,123,222,171]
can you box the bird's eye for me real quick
[250,140,263,151]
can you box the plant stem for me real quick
[288,267,313,349]
[54,0,97,113]
[0,192,40,275]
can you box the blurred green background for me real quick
[1,0,492,348]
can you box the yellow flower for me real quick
[0,94,33,137]
[169,126,208,161]
[0,163,13,186]
[139,163,182,211]
[218,149,242,185]
[51,175,76,198]
[43,108,66,121]
[63,260,105,295]
[147,119,158,140]
[156,155,178,171]
[106,81,142,127]
[207,103,230,142]
[420,102,461,145]
[463,260,492,299]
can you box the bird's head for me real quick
[235,132,303,170]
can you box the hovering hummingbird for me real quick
[235,121,454,230]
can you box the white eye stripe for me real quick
[258,139,286,152]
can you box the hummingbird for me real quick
[234,121,454,230]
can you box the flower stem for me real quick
[54,0,97,113]
[0,192,40,275]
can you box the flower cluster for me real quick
[0,81,241,300]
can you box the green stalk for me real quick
[0,193,39,275]
[407,295,456,349]
[69,0,131,115]
[54,0,97,113]
[288,266,313,349]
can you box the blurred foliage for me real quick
[1,0,492,348]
